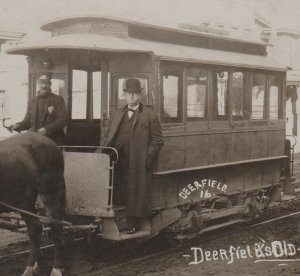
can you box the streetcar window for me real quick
[186,68,207,121]
[92,71,101,119]
[161,74,182,123]
[35,77,65,97]
[269,75,281,120]
[251,73,266,120]
[231,72,244,118]
[50,79,64,96]
[72,70,87,119]
[213,71,229,119]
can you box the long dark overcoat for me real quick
[105,104,163,217]
[15,92,67,145]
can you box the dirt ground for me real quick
[1,200,300,275]
[93,214,300,276]
[92,153,300,276]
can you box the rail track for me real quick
[1,207,300,275]
[85,210,300,275]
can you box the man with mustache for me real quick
[8,72,67,145]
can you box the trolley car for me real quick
[7,16,291,241]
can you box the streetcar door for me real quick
[66,55,106,147]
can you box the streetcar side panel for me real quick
[152,60,286,210]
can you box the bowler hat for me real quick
[38,72,52,83]
[123,78,143,93]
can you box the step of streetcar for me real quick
[112,205,127,219]
[115,217,128,231]
[119,218,151,240]
[119,229,150,240]
[112,205,126,211]
[102,217,150,240]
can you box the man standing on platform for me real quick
[8,72,67,145]
[105,78,163,234]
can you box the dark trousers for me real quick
[113,145,129,206]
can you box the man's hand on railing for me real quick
[6,123,20,133]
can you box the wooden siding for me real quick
[250,131,269,159]
[152,159,283,210]
[243,163,263,190]
[185,135,210,167]
[209,133,231,164]
[231,132,251,161]
[225,165,244,192]
[268,130,285,157]
[157,136,185,171]
[262,161,281,185]
[157,129,285,172]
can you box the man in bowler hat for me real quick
[8,72,67,145]
[105,78,163,234]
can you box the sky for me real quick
[1,0,300,37]
[0,0,300,138]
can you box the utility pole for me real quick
[0,90,5,119]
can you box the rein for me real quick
[0,201,72,226]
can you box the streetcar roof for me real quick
[39,15,271,46]
[7,34,151,54]
[7,33,287,71]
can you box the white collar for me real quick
[128,104,140,111]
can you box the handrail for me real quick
[154,155,287,176]
[286,135,297,147]
[1,117,10,130]
[60,145,119,163]
[286,135,297,177]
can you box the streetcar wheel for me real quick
[256,189,271,211]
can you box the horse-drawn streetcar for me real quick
[5,16,292,243]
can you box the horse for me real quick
[0,132,66,276]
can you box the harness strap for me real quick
[0,201,72,226]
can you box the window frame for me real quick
[158,62,285,129]
[160,64,184,124]
[109,73,150,117]
[230,70,250,121]
[268,73,283,121]
[185,66,208,122]
[71,69,88,120]
[211,69,230,121]
[70,67,102,122]
[92,70,102,120]
[250,71,268,122]
[32,73,66,98]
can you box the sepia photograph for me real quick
[0,0,300,275]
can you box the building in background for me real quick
[235,11,300,151]
[0,31,25,138]
[0,31,24,47]
[272,29,300,141]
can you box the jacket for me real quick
[16,92,67,145]
[105,104,163,217]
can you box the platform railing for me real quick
[286,135,297,178]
